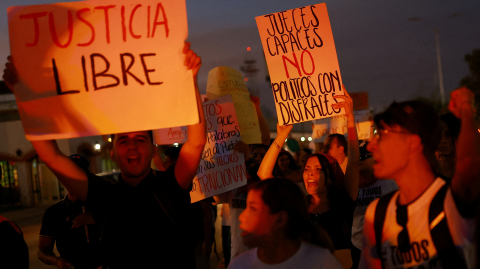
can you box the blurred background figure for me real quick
[436,112,461,179]
[324,134,348,174]
[296,148,312,169]
[38,154,101,269]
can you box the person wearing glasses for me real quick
[351,141,397,268]
[359,87,480,269]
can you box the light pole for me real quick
[409,17,445,106]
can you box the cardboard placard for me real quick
[153,126,188,145]
[256,3,344,126]
[312,110,371,142]
[206,66,261,144]
[190,95,247,203]
[8,0,198,140]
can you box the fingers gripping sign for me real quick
[331,85,354,119]
[3,56,18,91]
[183,42,201,78]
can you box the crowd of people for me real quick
[1,41,480,269]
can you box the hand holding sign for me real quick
[331,85,354,120]
[277,123,293,140]
[183,42,201,78]
[3,56,18,90]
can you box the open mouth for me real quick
[127,156,140,163]
[307,180,318,188]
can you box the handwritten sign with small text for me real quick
[190,95,247,203]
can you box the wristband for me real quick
[273,141,282,150]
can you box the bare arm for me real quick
[332,86,359,200]
[38,237,72,268]
[450,87,480,205]
[175,42,206,190]
[31,140,89,201]
[251,96,271,145]
[37,236,57,265]
[257,124,293,180]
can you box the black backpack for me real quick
[373,183,468,269]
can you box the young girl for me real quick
[229,178,341,269]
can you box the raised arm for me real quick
[449,87,480,205]
[4,56,88,201]
[257,124,293,179]
[332,86,359,200]
[250,96,271,145]
[175,42,207,190]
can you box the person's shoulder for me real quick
[301,243,343,268]
[42,200,66,218]
[228,248,256,269]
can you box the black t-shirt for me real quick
[309,187,356,250]
[87,168,196,268]
[39,198,101,268]
[0,217,28,269]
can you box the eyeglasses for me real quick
[373,129,410,141]
[396,203,411,253]
[359,154,372,161]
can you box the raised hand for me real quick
[331,85,354,119]
[448,86,475,119]
[3,56,18,91]
[183,42,201,78]
[276,123,293,139]
[250,95,260,108]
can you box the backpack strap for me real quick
[429,183,468,269]
[373,191,396,269]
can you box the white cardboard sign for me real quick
[312,110,371,142]
[190,95,247,203]
[8,0,198,140]
[256,3,345,125]
[153,126,188,145]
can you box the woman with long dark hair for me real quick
[258,87,359,267]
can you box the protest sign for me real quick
[256,3,345,126]
[190,95,247,203]
[312,110,372,142]
[8,0,198,140]
[153,126,188,145]
[206,66,261,144]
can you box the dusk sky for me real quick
[1,0,480,123]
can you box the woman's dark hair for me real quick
[305,154,336,204]
[250,178,308,241]
[250,144,269,156]
[249,178,335,252]
[277,151,299,171]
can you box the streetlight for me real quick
[409,16,445,106]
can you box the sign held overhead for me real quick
[256,3,345,125]
[8,0,198,140]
